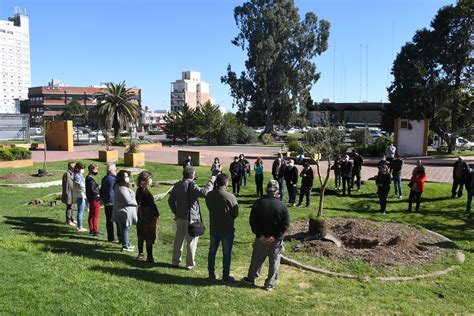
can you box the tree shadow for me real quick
[89,266,250,288]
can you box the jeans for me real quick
[232,176,241,195]
[119,223,132,248]
[76,198,86,229]
[255,174,264,196]
[277,177,284,201]
[208,231,235,277]
[452,179,465,197]
[393,175,403,196]
[467,190,473,212]
[298,185,312,206]
[335,172,341,189]
[88,199,100,233]
[240,172,248,187]
[104,205,120,242]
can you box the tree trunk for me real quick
[264,88,273,133]
[318,186,325,217]
[113,112,120,138]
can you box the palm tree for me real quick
[94,81,142,138]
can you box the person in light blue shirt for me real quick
[254,157,264,197]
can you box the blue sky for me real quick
[1,0,455,111]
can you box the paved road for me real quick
[31,144,473,184]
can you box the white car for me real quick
[456,137,474,151]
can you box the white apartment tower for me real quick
[0,8,31,113]
[170,71,212,112]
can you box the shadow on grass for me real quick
[90,266,251,288]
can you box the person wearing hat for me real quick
[340,155,353,196]
[243,180,290,291]
[85,163,101,236]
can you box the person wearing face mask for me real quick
[135,171,160,263]
[211,157,222,175]
[86,164,101,236]
[375,164,391,214]
[72,162,87,232]
[284,159,298,206]
[113,170,138,252]
[229,156,243,196]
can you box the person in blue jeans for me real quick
[113,170,138,252]
[205,174,239,282]
[271,154,286,201]
[72,162,87,232]
[390,153,404,198]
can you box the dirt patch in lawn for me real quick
[0,172,56,183]
[286,218,457,267]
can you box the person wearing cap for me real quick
[452,156,470,198]
[205,173,239,282]
[85,164,101,236]
[61,161,76,226]
[243,180,290,291]
[284,159,298,206]
[351,149,364,191]
[168,166,218,269]
[340,155,353,196]
[100,164,120,242]
[375,164,391,214]
[229,156,243,196]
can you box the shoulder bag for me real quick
[187,181,205,237]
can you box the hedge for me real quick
[0,147,32,161]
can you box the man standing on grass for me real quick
[272,153,286,201]
[61,162,76,226]
[452,156,470,198]
[466,167,474,213]
[229,156,243,196]
[243,180,290,291]
[284,159,298,206]
[168,166,218,269]
[205,173,239,282]
[351,149,364,191]
[100,164,119,242]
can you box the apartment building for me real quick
[170,71,212,112]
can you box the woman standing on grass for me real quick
[135,171,160,263]
[375,164,391,214]
[407,162,427,212]
[254,157,264,197]
[211,157,222,174]
[85,164,101,236]
[72,162,87,232]
[113,170,138,252]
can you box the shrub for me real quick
[369,136,392,156]
[286,134,300,144]
[125,142,140,154]
[217,125,239,145]
[288,140,300,152]
[0,147,32,161]
[237,126,258,144]
[350,128,371,147]
[111,137,129,146]
[260,133,274,145]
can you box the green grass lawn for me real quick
[428,150,474,157]
[0,162,473,314]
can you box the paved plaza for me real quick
[31,144,474,184]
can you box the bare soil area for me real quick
[286,218,456,267]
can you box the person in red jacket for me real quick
[408,162,427,212]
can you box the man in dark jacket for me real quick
[375,165,391,214]
[243,180,290,291]
[466,167,474,213]
[390,153,404,198]
[452,156,470,198]
[100,164,118,242]
[271,153,286,201]
[229,156,243,196]
[284,159,298,206]
[86,164,101,236]
[239,154,250,187]
[297,162,314,207]
[351,149,364,191]
[341,155,353,196]
[61,162,76,226]
[205,174,239,282]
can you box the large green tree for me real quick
[163,104,197,145]
[94,81,142,138]
[221,0,330,132]
[195,101,223,144]
[386,0,473,153]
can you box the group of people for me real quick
[62,162,159,261]
[62,160,290,291]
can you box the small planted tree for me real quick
[38,120,53,176]
[304,127,344,218]
[163,104,197,145]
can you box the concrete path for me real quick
[31,145,474,184]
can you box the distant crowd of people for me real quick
[60,146,473,291]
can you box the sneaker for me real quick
[77,227,87,232]
[137,253,145,261]
[222,276,235,283]
[67,222,75,227]
[186,265,195,270]
[296,204,302,208]
[122,246,134,252]
[264,285,274,292]
[291,203,295,207]
[242,277,256,286]
[399,195,403,199]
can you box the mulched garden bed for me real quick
[0,172,56,183]
[285,218,457,267]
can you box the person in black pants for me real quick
[297,162,314,207]
[229,156,243,196]
[100,164,120,242]
[340,155,352,196]
[375,165,391,214]
[351,149,364,191]
[254,157,264,197]
[271,153,286,201]
[451,156,470,198]
[284,159,298,206]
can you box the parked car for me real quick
[456,137,474,151]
